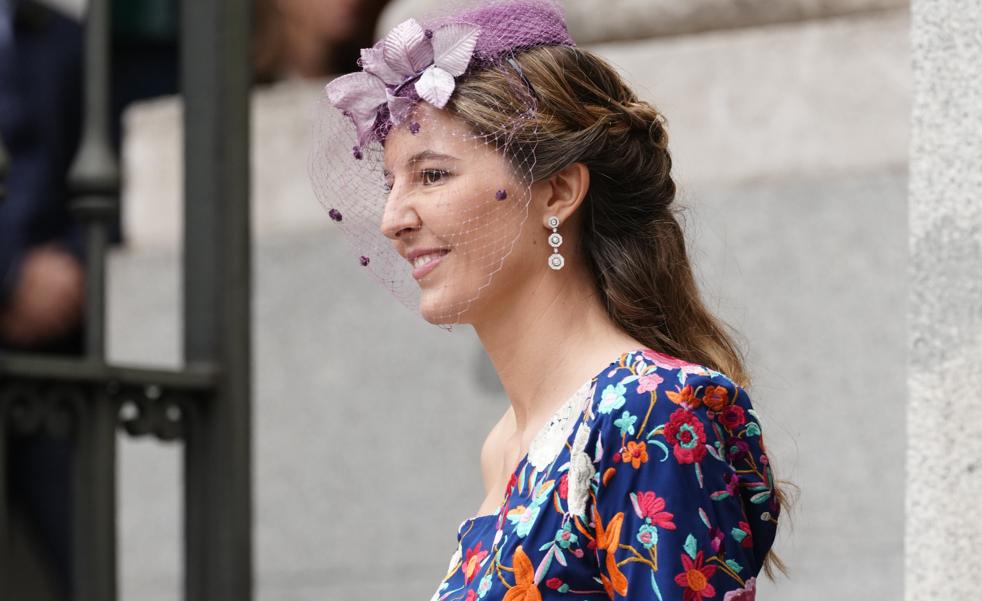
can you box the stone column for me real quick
[907,0,982,598]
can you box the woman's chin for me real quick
[418,291,473,326]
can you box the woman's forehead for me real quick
[382,107,486,172]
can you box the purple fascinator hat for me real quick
[325,0,575,152]
[309,0,576,327]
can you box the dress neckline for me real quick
[461,346,650,526]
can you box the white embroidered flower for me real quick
[567,422,596,518]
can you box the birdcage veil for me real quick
[308,0,576,329]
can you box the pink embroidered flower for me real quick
[637,372,664,393]
[720,404,747,430]
[708,526,725,553]
[642,349,698,369]
[723,576,757,601]
[664,409,707,464]
[674,550,717,600]
[630,491,677,530]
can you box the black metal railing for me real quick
[0,0,253,599]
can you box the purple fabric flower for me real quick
[325,18,481,149]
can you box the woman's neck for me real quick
[472,260,644,439]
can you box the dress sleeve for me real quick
[585,367,778,600]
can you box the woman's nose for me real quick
[380,188,421,240]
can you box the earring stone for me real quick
[547,216,564,270]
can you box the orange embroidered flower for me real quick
[666,385,701,409]
[593,507,628,598]
[623,440,648,468]
[503,545,542,601]
[701,385,729,411]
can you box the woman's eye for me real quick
[421,169,449,185]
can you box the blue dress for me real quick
[430,348,779,601]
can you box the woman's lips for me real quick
[412,250,450,280]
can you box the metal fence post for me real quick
[181,0,253,599]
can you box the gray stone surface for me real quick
[907,0,982,598]
[121,10,909,249]
[110,168,906,600]
[379,0,907,45]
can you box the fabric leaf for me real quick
[359,45,403,86]
[431,23,480,76]
[382,18,433,77]
[415,65,455,108]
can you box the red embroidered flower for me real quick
[719,405,746,430]
[632,491,677,530]
[558,472,568,499]
[546,577,563,590]
[666,384,701,409]
[462,541,488,584]
[664,409,707,464]
[674,550,717,600]
[465,590,477,601]
[735,521,754,549]
[702,385,730,411]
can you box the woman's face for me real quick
[380,103,542,325]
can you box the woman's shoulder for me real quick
[587,348,752,429]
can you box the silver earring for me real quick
[547,215,565,270]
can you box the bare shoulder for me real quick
[479,406,514,494]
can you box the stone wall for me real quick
[907,0,982,598]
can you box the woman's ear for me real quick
[540,162,589,226]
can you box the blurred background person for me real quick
[254,0,392,81]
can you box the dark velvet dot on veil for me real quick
[352,146,363,160]
[328,208,343,222]
[409,122,421,135]
[496,189,508,201]
[359,256,370,266]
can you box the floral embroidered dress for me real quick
[430,348,779,601]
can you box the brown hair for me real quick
[449,44,793,579]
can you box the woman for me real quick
[311,1,788,598]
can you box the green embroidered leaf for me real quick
[750,491,771,504]
[710,491,731,501]
[706,444,723,462]
[725,559,744,573]
[683,534,698,560]
[650,570,665,601]
[698,507,712,529]
[694,462,704,488]
[745,422,761,437]
[648,439,670,462]
[730,527,747,542]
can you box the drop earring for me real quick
[547,215,564,270]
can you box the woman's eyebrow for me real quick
[384,150,459,177]
[407,150,459,164]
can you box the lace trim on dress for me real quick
[526,378,596,471]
